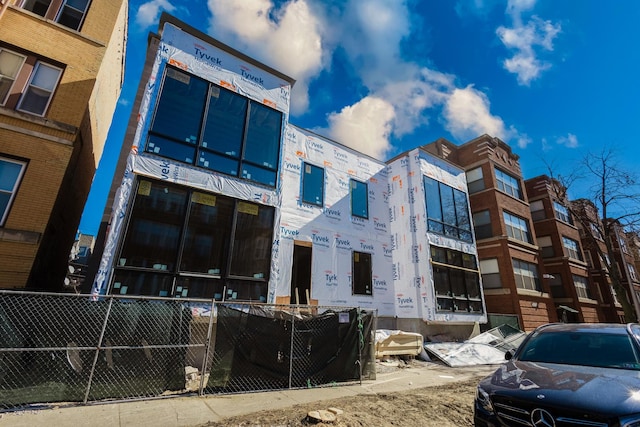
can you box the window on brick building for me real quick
[472,210,492,240]
[512,258,540,291]
[495,167,523,200]
[479,258,501,289]
[553,201,573,224]
[0,156,27,226]
[20,0,92,31]
[529,200,545,221]
[17,61,62,116]
[628,263,638,281]
[562,236,583,260]
[466,167,484,193]
[537,235,554,258]
[56,0,91,31]
[1,48,63,116]
[573,275,591,299]
[503,211,532,243]
[0,49,26,105]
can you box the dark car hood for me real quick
[482,360,640,416]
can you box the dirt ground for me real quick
[202,361,483,427]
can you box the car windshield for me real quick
[517,330,640,370]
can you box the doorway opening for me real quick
[291,242,312,305]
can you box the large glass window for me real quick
[431,246,482,313]
[17,62,62,116]
[302,162,324,207]
[495,168,523,199]
[0,49,26,105]
[472,210,492,240]
[424,176,473,242]
[180,192,234,275]
[229,201,275,279]
[553,201,573,224]
[573,275,591,299]
[503,211,532,243]
[513,258,540,291]
[353,251,372,295]
[119,181,188,271]
[350,179,369,219]
[147,66,283,188]
[562,236,582,260]
[0,157,27,226]
[115,179,275,300]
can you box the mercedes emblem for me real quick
[531,408,555,427]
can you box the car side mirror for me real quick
[505,349,515,360]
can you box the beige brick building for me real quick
[0,0,127,289]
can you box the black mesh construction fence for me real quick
[0,291,376,411]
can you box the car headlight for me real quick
[476,385,495,414]
[620,415,640,427]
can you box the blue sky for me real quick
[79,0,640,236]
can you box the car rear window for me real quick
[518,331,640,369]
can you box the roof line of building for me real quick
[159,12,297,87]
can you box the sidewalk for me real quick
[0,362,496,427]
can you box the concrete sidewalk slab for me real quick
[0,362,497,427]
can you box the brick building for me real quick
[524,176,596,323]
[423,135,557,331]
[0,0,127,290]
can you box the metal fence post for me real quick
[288,312,295,389]
[83,296,114,403]
[199,299,216,396]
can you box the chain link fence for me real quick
[0,291,376,411]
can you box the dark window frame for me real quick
[431,246,483,313]
[424,176,473,243]
[350,178,369,219]
[146,66,283,188]
[301,162,324,207]
[113,178,275,300]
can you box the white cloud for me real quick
[443,86,507,141]
[202,0,523,155]
[327,96,395,160]
[557,133,579,148]
[497,9,561,85]
[207,0,323,114]
[135,0,176,29]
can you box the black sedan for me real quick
[474,323,640,427]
